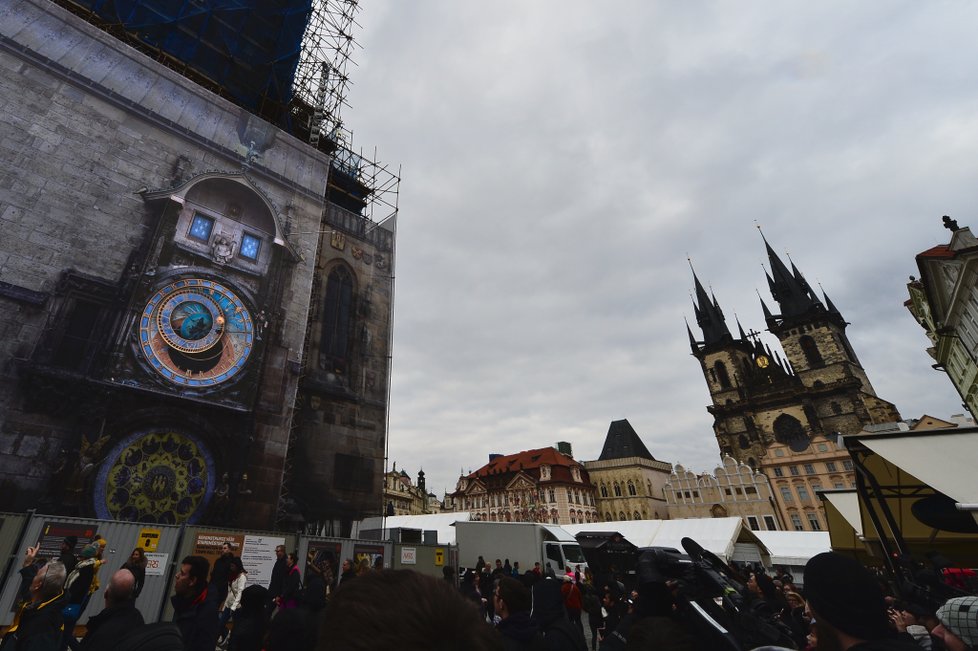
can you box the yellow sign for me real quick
[138,528,161,552]
[434,548,444,567]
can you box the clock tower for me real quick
[688,236,901,531]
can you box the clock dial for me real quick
[139,278,254,387]
[755,355,770,369]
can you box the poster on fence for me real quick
[240,535,284,588]
[190,532,284,588]
[354,543,385,571]
[144,552,168,577]
[38,521,100,560]
[306,540,342,588]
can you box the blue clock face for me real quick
[139,278,254,387]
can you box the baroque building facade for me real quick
[383,465,433,516]
[0,0,395,532]
[688,236,901,531]
[906,216,978,419]
[664,456,780,531]
[584,419,672,521]
[450,447,599,525]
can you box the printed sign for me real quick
[145,552,168,577]
[38,521,99,560]
[400,547,417,565]
[138,528,161,552]
[241,535,284,588]
[434,548,445,567]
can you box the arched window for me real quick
[627,481,637,496]
[321,265,355,375]
[739,434,750,449]
[605,512,613,522]
[714,360,732,388]
[633,511,641,520]
[600,484,608,498]
[710,504,728,518]
[618,511,627,521]
[799,335,824,368]
[613,483,622,497]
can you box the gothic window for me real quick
[831,402,842,415]
[739,435,750,449]
[618,511,627,521]
[613,483,622,497]
[799,335,824,368]
[321,265,355,375]
[633,511,641,520]
[600,484,608,498]
[605,512,613,522]
[627,481,636,496]
[773,414,810,452]
[714,361,732,389]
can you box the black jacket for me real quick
[497,611,542,651]
[0,593,66,651]
[267,558,288,599]
[79,603,145,651]
[171,590,219,651]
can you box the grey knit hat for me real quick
[937,596,978,648]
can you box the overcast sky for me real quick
[341,1,978,498]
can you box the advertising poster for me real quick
[306,540,342,588]
[38,521,99,560]
[240,535,284,588]
[191,531,244,579]
[354,543,385,571]
[400,547,417,565]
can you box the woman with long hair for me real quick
[218,557,247,646]
[278,552,302,610]
[121,547,148,598]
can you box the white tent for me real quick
[356,512,470,545]
[752,530,830,581]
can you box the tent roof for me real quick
[858,429,978,508]
[751,530,831,566]
[357,512,470,545]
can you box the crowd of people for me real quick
[1,535,977,651]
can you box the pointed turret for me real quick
[692,271,732,346]
[764,238,820,318]
[686,318,699,353]
[736,318,749,342]
[823,290,843,320]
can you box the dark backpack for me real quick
[113,622,184,651]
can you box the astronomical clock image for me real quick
[1,1,396,532]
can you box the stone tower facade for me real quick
[0,0,394,533]
[688,237,901,530]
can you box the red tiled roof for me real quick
[917,244,954,259]
[468,447,576,479]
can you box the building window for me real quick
[600,484,608,498]
[817,443,828,452]
[780,486,794,503]
[550,489,556,503]
[605,512,613,522]
[799,335,824,368]
[807,513,822,530]
[790,513,804,531]
[618,512,627,521]
[804,464,816,475]
[843,460,854,471]
[747,516,759,531]
[826,462,837,472]
[830,402,842,416]
[774,449,785,457]
[614,483,622,497]
[714,361,731,389]
[773,467,784,477]
[764,515,776,530]
[627,481,637,496]
[796,486,811,502]
[633,511,641,520]
[321,265,355,375]
[188,212,214,242]
[789,466,800,476]
[745,486,757,495]
[239,232,262,260]
[724,488,732,496]
[833,481,845,489]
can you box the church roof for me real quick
[459,447,587,492]
[598,419,656,461]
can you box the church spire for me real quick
[762,236,820,319]
[691,269,732,346]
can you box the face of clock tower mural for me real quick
[0,2,396,532]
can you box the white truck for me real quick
[454,521,588,574]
